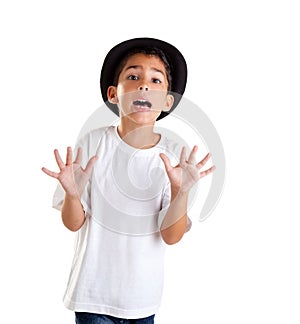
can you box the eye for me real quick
[128,75,138,80]
[152,78,161,84]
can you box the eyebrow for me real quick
[125,65,165,76]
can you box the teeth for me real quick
[133,100,152,108]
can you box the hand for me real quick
[42,147,98,199]
[159,146,215,193]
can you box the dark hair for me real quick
[112,47,172,91]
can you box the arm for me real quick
[160,146,215,245]
[61,194,85,232]
[160,187,188,245]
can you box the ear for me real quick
[107,86,118,104]
[162,94,174,112]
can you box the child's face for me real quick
[107,53,174,124]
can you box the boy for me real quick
[42,37,215,324]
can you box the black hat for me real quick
[100,37,187,120]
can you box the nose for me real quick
[138,85,149,91]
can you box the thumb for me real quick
[159,153,172,173]
[84,155,98,175]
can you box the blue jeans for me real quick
[75,312,155,324]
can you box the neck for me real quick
[117,118,160,149]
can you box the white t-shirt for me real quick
[53,125,191,319]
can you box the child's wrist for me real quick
[65,191,81,202]
[171,186,188,200]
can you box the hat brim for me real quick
[100,37,187,121]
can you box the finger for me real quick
[196,153,211,169]
[54,149,65,170]
[66,146,73,166]
[41,167,59,179]
[179,146,186,166]
[74,147,82,164]
[187,145,198,164]
[159,153,172,172]
[84,155,98,175]
[199,165,216,178]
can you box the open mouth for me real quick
[132,99,152,109]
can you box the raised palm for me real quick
[160,146,215,193]
[42,147,97,199]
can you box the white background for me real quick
[1,1,299,323]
